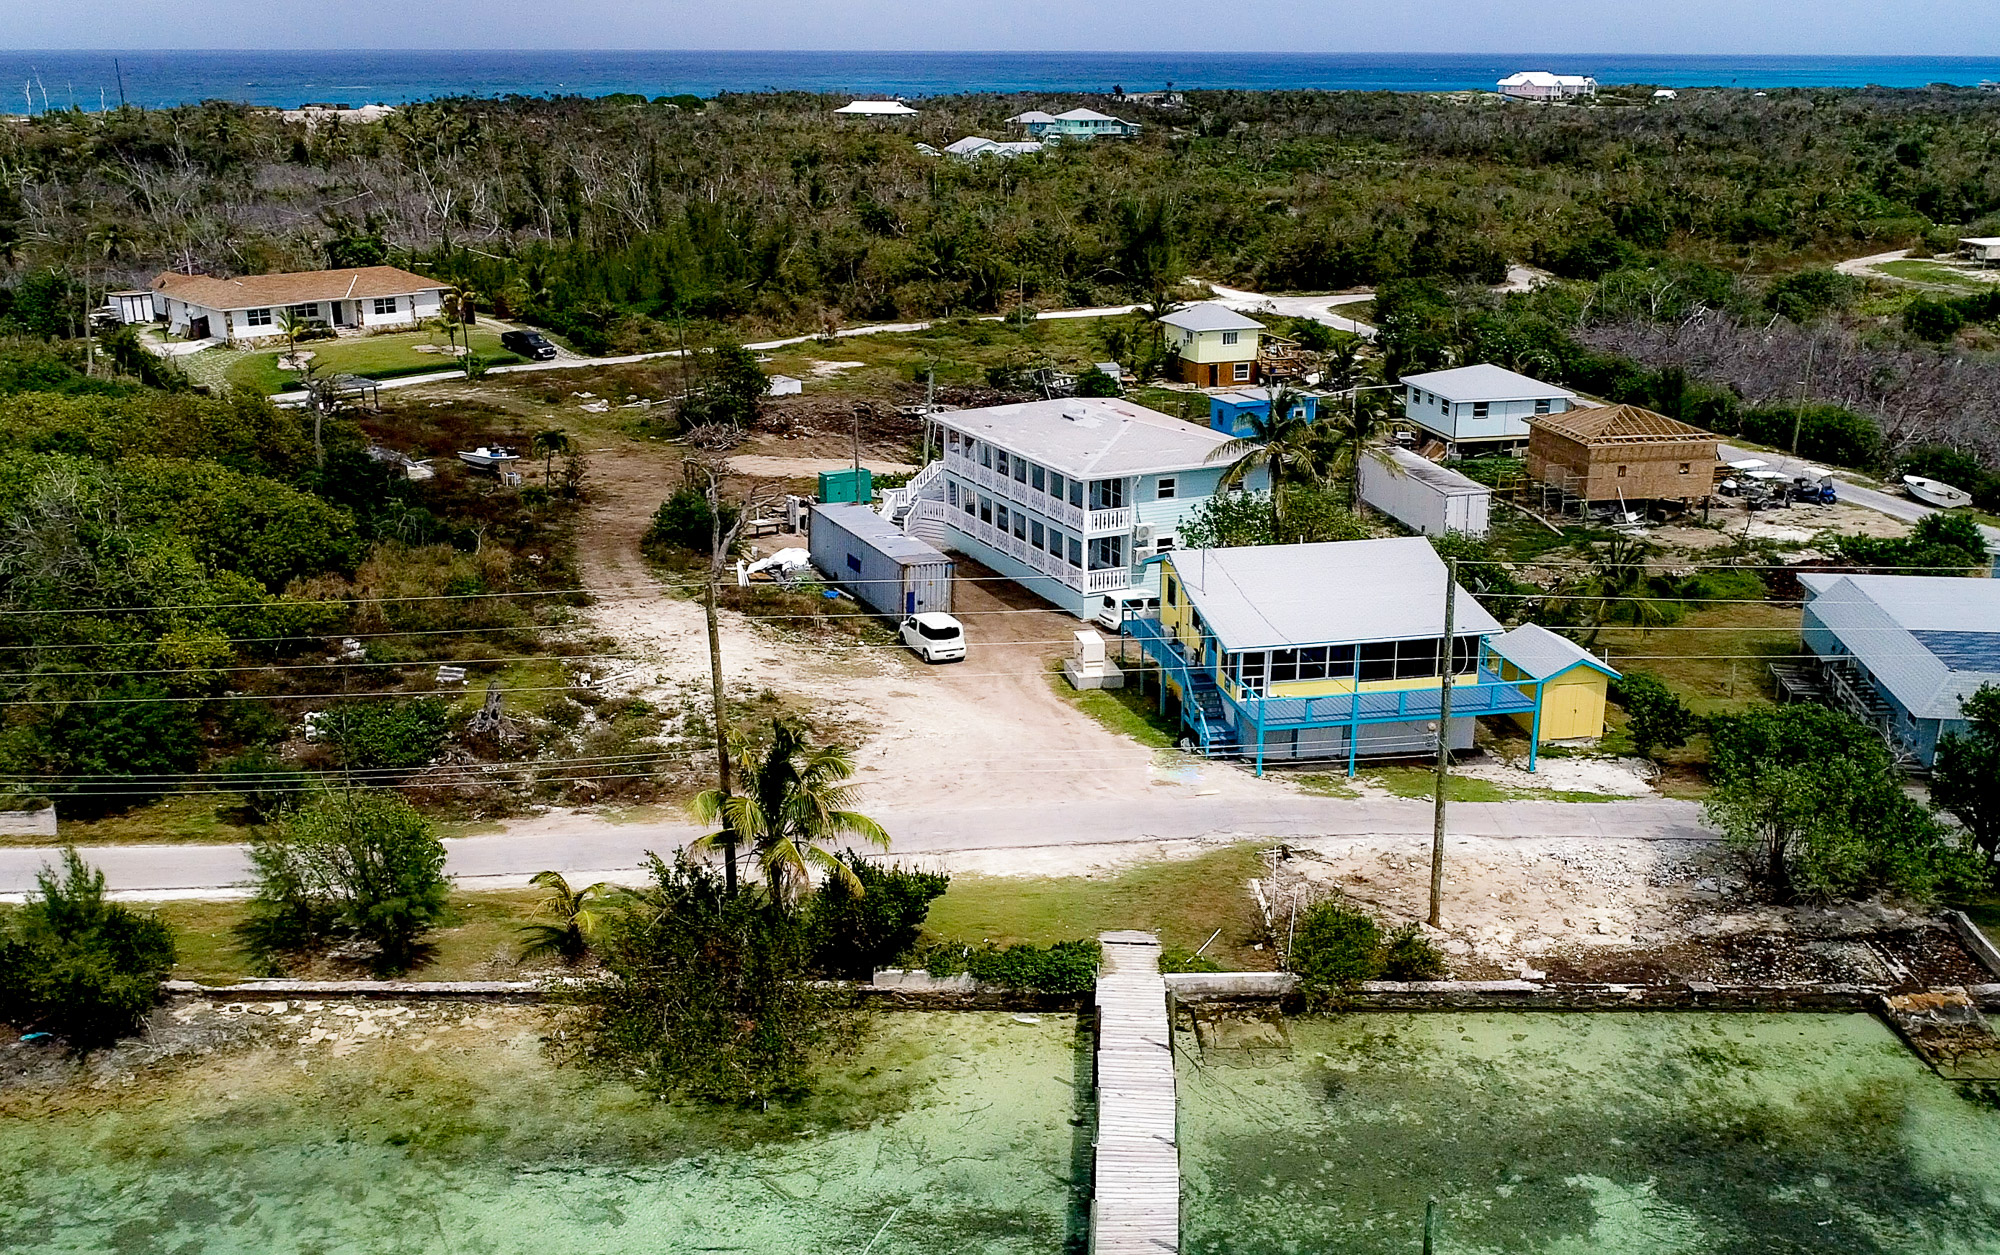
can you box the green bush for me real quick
[0,847,176,1050]
[1289,900,1383,1002]
[1735,404,1883,472]
[324,698,449,770]
[237,789,451,975]
[216,749,308,822]
[917,939,1102,994]
[1380,924,1447,981]
[1611,671,1701,760]
[1904,298,1966,342]
[807,854,950,979]
[643,487,739,556]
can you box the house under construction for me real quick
[1524,404,1721,516]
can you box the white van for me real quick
[1093,589,1160,631]
[900,612,966,663]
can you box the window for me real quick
[947,430,961,454]
[1394,638,1441,681]
[1031,465,1045,492]
[1233,363,1251,382]
[372,296,398,316]
[979,496,993,524]
[995,504,1009,533]
[1165,577,1178,608]
[1156,537,1174,554]
[962,489,976,516]
[1534,398,1552,415]
[1090,536,1125,570]
[1359,641,1396,683]
[1068,537,1083,568]
[1472,402,1489,418]
[980,443,993,469]
[1090,479,1126,509]
[244,307,273,327]
[1049,471,1065,502]
[1617,465,1628,478]
[1328,644,1357,680]
[1013,512,1027,541]
[846,554,862,573]
[1031,521,1045,548]
[1270,649,1299,684]
[1221,330,1240,346]
[1048,526,1064,555]
[1014,458,1027,483]
[289,302,318,319]
[1408,386,1419,403]
[1156,476,1177,500]
[1298,646,1328,681]
[1069,479,1084,508]
[918,620,961,641]
[947,481,958,506]
[1678,462,1692,475]
[1236,651,1266,694]
[995,451,1009,478]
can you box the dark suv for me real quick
[500,329,558,360]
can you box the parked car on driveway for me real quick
[500,329,558,360]
[901,612,966,662]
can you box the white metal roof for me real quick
[1367,447,1491,497]
[1157,302,1265,334]
[944,136,996,154]
[834,100,918,115]
[1489,623,1619,681]
[1008,110,1058,123]
[1055,108,1125,122]
[1400,363,1575,403]
[1212,387,1320,406]
[812,503,951,567]
[1168,537,1502,652]
[1798,573,2000,719]
[1499,71,1596,87]
[1961,236,2000,247]
[942,397,1237,478]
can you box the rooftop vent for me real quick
[1062,405,1088,422]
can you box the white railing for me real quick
[1086,507,1134,534]
[1087,567,1133,592]
[903,498,949,545]
[877,460,945,520]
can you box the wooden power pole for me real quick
[1428,557,1458,929]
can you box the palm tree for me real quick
[515,870,615,964]
[530,428,573,487]
[691,719,887,909]
[276,307,309,368]
[1321,386,1396,511]
[1205,384,1334,534]
[1575,534,1669,636]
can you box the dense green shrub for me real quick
[323,698,450,770]
[917,939,1102,994]
[238,789,452,975]
[1379,924,1448,981]
[0,847,176,1050]
[807,854,949,979]
[1734,404,1883,472]
[1611,672,1701,760]
[643,487,739,556]
[1830,512,1990,574]
[1903,298,1966,342]
[1289,900,1383,1002]
[1762,269,1860,324]
[556,852,846,1103]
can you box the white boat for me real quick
[457,445,522,471]
[1903,474,1973,509]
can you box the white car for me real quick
[900,612,966,663]
[1093,590,1160,631]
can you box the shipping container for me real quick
[817,467,873,504]
[1359,447,1491,538]
[808,503,954,618]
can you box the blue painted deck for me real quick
[1126,617,1544,775]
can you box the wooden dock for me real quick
[1091,930,1179,1254]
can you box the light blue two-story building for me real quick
[1400,364,1575,455]
[908,398,1265,620]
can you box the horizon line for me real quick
[6,48,2000,59]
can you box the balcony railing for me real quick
[1087,506,1134,534]
[1086,567,1133,592]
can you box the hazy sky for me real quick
[7,1,1996,55]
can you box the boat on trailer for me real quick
[1903,475,1973,509]
[457,445,522,471]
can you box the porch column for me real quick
[1528,681,1544,773]
[1347,688,1361,778]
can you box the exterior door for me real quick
[1207,363,1219,387]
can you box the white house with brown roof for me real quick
[148,266,450,344]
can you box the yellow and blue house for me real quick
[1126,537,1590,774]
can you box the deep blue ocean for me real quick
[2,51,1999,111]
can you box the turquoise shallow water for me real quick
[0,1010,1089,1255]
[1178,1012,2000,1255]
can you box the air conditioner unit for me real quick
[1132,524,1154,546]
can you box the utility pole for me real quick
[1428,557,1458,929]
[1790,335,1817,457]
[699,466,748,896]
[851,402,864,473]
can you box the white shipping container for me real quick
[1359,448,1491,538]
[808,503,954,618]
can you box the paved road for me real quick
[1718,442,1932,524]
[1,796,1713,900]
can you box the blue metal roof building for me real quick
[1208,388,1319,437]
[1795,573,2000,766]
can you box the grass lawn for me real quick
[1047,658,1181,749]
[222,327,526,394]
[1873,259,1996,290]
[922,842,1276,970]
[154,888,549,985]
[15,796,256,848]
[1596,599,1797,717]
[755,315,1128,399]
[1354,764,1624,804]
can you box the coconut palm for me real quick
[1205,384,1336,533]
[515,870,615,964]
[1574,534,1670,635]
[530,428,573,487]
[691,719,887,910]
[1321,386,1397,511]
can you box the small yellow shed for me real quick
[1488,623,1620,743]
